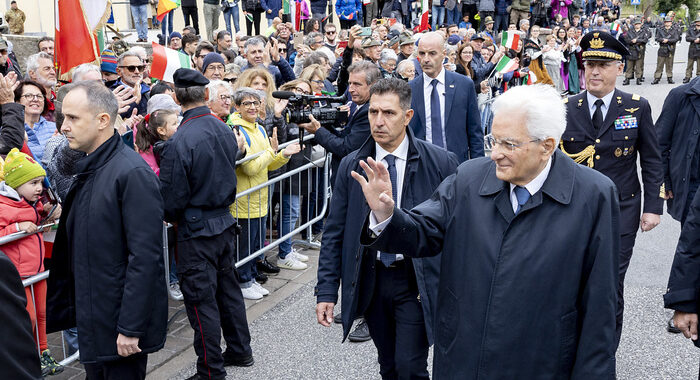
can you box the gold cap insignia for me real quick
[615,147,622,157]
[590,37,604,49]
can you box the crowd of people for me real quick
[0,1,699,379]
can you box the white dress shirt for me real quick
[586,90,615,121]
[423,69,447,147]
[509,157,552,213]
[372,135,409,260]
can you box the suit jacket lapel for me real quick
[413,77,426,133]
[598,89,621,138]
[443,73,455,128]
[579,93,596,139]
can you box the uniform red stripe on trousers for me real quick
[194,306,212,379]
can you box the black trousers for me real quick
[364,260,430,380]
[178,226,252,379]
[340,19,357,30]
[84,353,147,380]
[246,11,262,36]
[182,6,199,35]
[614,196,642,348]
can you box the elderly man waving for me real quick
[355,84,619,379]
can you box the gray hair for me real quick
[72,63,101,82]
[396,59,415,75]
[232,87,262,106]
[369,78,412,111]
[64,81,119,126]
[26,52,53,73]
[244,37,266,54]
[444,44,457,55]
[379,49,398,65]
[519,19,530,27]
[128,46,147,61]
[347,61,382,86]
[491,84,566,144]
[207,80,233,102]
[304,32,323,46]
[117,51,143,65]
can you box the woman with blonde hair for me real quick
[233,67,276,117]
[299,63,328,95]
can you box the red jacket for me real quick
[0,182,44,277]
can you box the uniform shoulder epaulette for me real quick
[563,97,569,104]
[632,94,640,101]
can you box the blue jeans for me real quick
[447,7,461,25]
[223,5,240,33]
[237,216,266,287]
[431,6,445,30]
[161,11,174,40]
[494,13,508,32]
[130,4,149,40]
[278,194,300,259]
[62,327,79,355]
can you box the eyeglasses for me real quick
[206,64,226,72]
[118,65,145,73]
[484,134,541,152]
[21,94,44,101]
[326,31,336,35]
[294,87,311,95]
[219,95,232,102]
[240,100,261,108]
[223,77,237,83]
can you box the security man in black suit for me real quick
[560,31,664,349]
[158,68,253,380]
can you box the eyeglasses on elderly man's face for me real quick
[484,134,541,152]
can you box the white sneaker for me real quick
[290,249,309,262]
[252,281,269,296]
[169,283,184,301]
[277,255,308,270]
[241,286,262,300]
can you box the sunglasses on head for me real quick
[118,65,145,73]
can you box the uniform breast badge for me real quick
[615,115,638,129]
[624,107,639,113]
[615,147,622,157]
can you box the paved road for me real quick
[168,42,697,380]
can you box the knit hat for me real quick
[169,31,182,42]
[101,49,118,74]
[0,148,46,189]
[202,52,225,73]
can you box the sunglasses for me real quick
[326,31,336,35]
[118,65,145,73]
[279,48,287,52]
[223,77,237,83]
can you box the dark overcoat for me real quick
[656,77,700,221]
[362,150,620,379]
[46,132,167,363]
[315,130,459,345]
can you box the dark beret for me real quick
[173,68,210,87]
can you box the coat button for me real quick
[625,136,629,140]
[595,155,601,160]
[595,139,600,143]
[631,193,635,197]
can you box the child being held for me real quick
[0,148,62,376]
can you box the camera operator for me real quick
[299,60,382,187]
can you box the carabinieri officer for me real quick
[560,31,664,349]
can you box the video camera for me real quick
[272,91,348,145]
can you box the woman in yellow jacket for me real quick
[228,87,301,300]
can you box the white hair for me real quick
[128,46,148,61]
[206,80,233,102]
[26,52,53,73]
[491,84,566,144]
[72,63,101,82]
[379,48,398,64]
[396,59,415,74]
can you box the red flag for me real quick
[55,0,100,80]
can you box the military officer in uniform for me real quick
[653,16,681,84]
[159,68,254,380]
[684,18,700,84]
[622,18,648,85]
[560,31,664,348]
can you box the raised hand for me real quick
[269,127,279,151]
[282,141,302,158]
[350,157,394,223]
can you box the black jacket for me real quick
[46,132,167,364]
[0,252,42,379]
[0,102,26,155]
[664,190,700,349]
[687,26,700,60]
[159,106,240,240]
[657,77,700,221]
[622,27,648,61]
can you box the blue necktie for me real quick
[430,79,443,148]
[380,154,398,267]
[514,186,531,214]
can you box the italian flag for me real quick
[55,0,106,80]
[501,31,520,51]
[418,0,429,32]
[151,42,191,83]
[494,55,518,74]
[523,71,537,85]
[157,0,180,22]
[610,22,620,33]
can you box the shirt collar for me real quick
[375,133,409,163]
[509,157,553,197]
[423,68,446,88]
[586,89,615,110]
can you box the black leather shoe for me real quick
[622,78,630,85]
[255,273,268,284]
[651,78,660,85]
[636,78,642,85]
[257,257,280,274]
[684,77,691,84]
[223,352,255,367]
[668,78,675,84]
[186,374,202,380]
[640,76,645,82]
[667,317,682,334]
[348,319,371,342]
[334,312,342,324]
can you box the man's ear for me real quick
[97,112,112,132]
